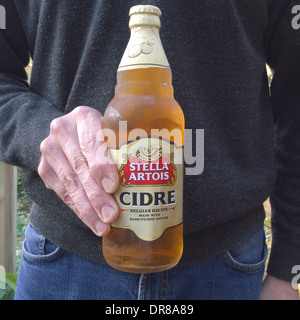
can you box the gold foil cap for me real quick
[129,5,162,17]
[129,5,162,29]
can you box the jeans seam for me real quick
[221,243,268,273]
[22,241,65,263]
[138,274,147,300]
[160,271,169,300]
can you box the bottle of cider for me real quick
[102,5,185,273]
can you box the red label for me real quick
[119,156,177,187]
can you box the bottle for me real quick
[102,5,185,273]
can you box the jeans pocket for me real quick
[222,227,269,273]
[22,223,65,263]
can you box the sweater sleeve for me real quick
[0,0,63,171]
[266,0,300,282]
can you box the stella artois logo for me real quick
[108,137,183,241]
[118,143,177,188]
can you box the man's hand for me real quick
[260,275,300,300]
[38,106,119,237]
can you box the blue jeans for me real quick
[15,223,268,300]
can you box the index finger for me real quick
[74,106,119,194]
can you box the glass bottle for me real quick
[102,5,185,273]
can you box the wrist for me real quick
[260,275,299,300]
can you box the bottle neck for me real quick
[116,22,173,96]
[118,25,170,72]
[115,67,174,97]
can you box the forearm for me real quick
[0,73,63,170]
[0,1,64,170]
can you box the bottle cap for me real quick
[129,5,162,29]
[129,5,162,17]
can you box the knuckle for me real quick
[80,131,97,154]
[88,189,106,206]
[38,164,49,181]
[38,160,46,177]
[61,192,74,208]
[76,204,92,222]
[73,106,89,117]
[72,206,81,217]
[74,106,102,119]
[40,137,53,155]
[72,154,88,176]
[50,116,71,135]
[38,159,54,190]
[65,192,91,221]
[89,163,106,182]
[60,172,80,194]
[50,118,62,134]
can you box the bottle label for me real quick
[109,137,183,241]
[118,27,170,72]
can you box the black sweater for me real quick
[0,0,299,282]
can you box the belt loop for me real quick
[38,234,46,255]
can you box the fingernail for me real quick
[94,221,106,236]
[102,177,114,193]
[101,205,116,223]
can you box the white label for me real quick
[109,137,183,241]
